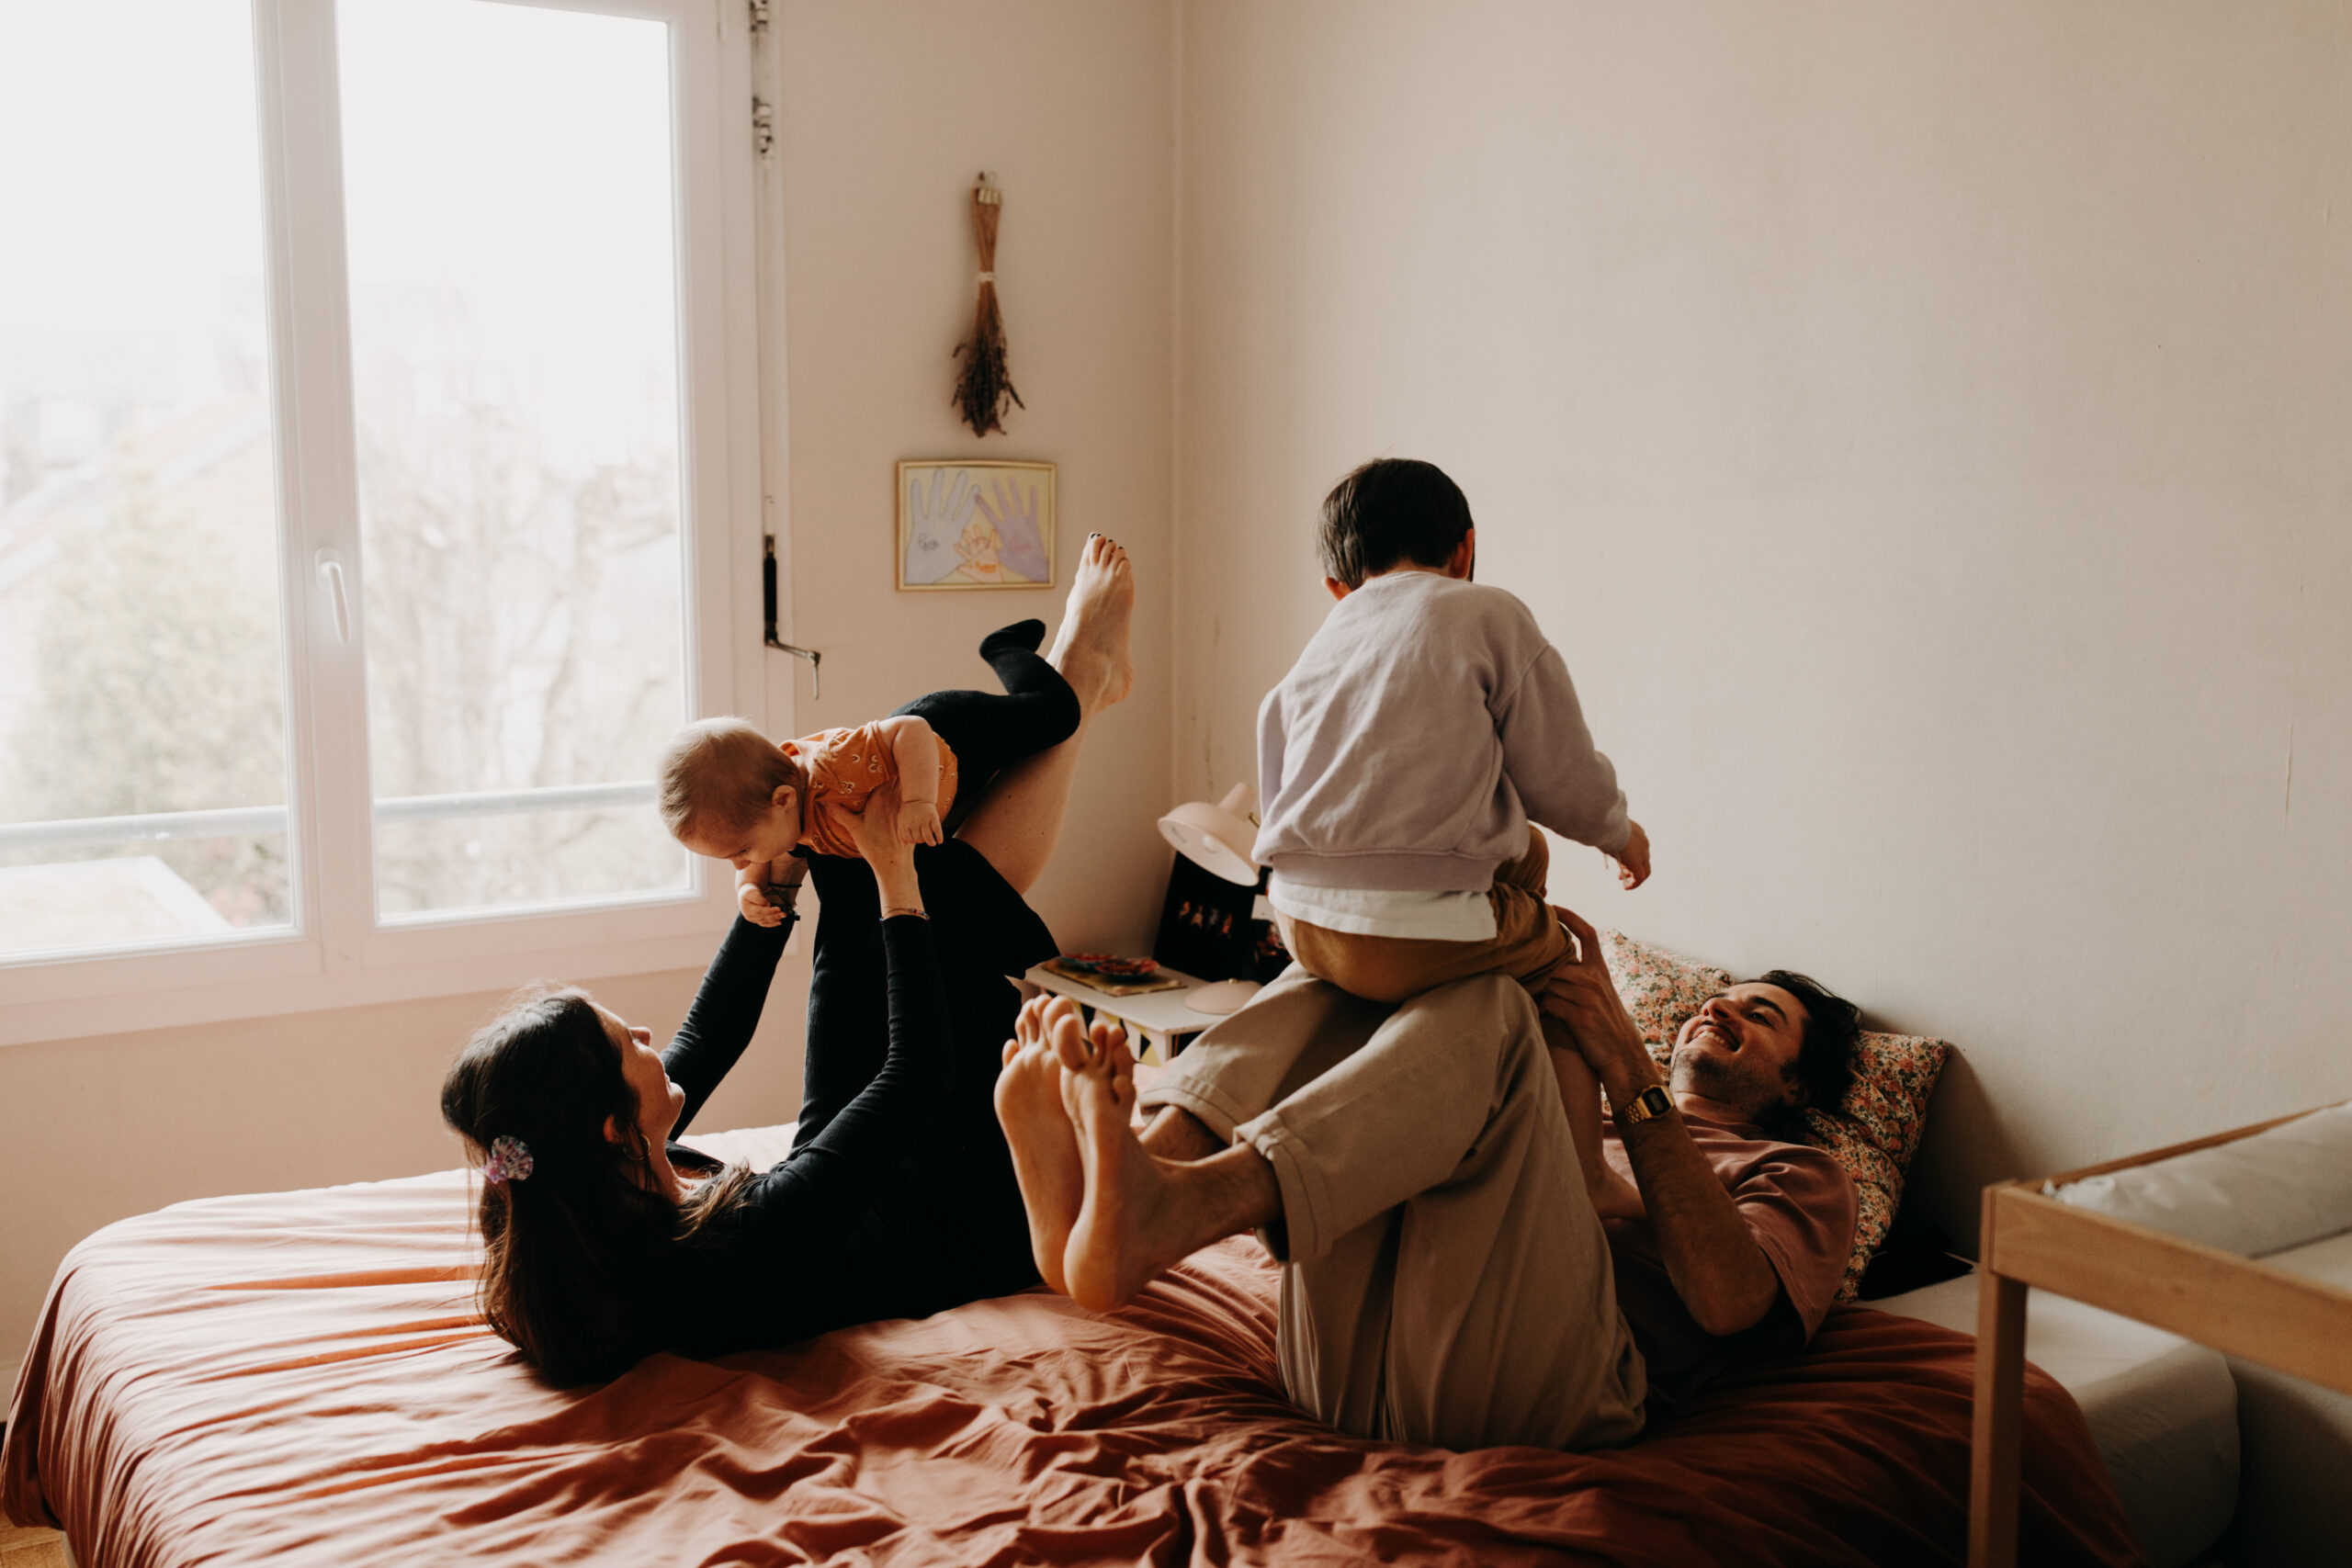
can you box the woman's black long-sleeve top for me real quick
[654,911,981,1354]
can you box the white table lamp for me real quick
[1157,782,1266,1015]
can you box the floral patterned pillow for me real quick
[1600,931,1950,1301]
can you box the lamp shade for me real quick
[1158,782,1260,886]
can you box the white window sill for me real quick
[0,896,766,1047]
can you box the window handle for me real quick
[315,549,352,646]
[763,534,820,697]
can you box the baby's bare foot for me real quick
[1046,534,1135,711]
[995,997,1087,1294]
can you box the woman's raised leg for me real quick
[956,534,1134,895]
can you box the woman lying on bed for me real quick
[438,540,1136,1384]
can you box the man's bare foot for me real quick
[1061,1025,1172,1311]
[1045,534,1135,712]
[994,997,1088,1293]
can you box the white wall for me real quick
[775,0,1174,955]
[1172,0,2352,1245]
[0,0,1173,1365]
[0,966,797,1376]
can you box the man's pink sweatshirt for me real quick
[1252,571,1630,894]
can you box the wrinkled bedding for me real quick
[5,1126,2143,1567]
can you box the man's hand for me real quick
[1544,907,1786,1339]
[1538,906,1662,1104]
[1611,820,1652,890]
[897,795,943,846]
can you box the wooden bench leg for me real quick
[1969,1237,2027,1567]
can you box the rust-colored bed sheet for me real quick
[6,1126,2143,1566]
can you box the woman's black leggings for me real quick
[891,617,1080,833]
[792,620,1073,1184]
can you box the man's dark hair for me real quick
[1750,969,1861,1133]
[1317,458,1474,589]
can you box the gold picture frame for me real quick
[897,459,1057,591]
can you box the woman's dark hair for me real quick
[1317,457,1475,589]
[1748,969,1862,1134]
[440,986,752,1384]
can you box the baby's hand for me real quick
[897,796,943,847]
[737,878,785,928]
[1611,821,1652,891]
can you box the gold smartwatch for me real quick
[1619,1085,1673,1125]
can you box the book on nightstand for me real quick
[1036,955,1184,998]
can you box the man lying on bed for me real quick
[995,906,1860,1450]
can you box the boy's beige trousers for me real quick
[1273,829,1571,1004]
[1138,966,1646,1452]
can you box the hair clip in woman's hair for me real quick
[482,1134,535,1184]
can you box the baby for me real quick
[1254,457,1651,1215]
[658,617,1080,922]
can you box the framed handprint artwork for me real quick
[896,458,1057,591]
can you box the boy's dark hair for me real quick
[1317,458,1475,589]
[1747,969,1862,1135]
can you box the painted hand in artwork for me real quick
[975,475,1049,581]
[905,467,980,585]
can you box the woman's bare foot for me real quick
[1045,534,1135,713]
[994,997,1088,1293]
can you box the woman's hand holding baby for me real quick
[847,787,925,917]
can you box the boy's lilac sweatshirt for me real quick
[1253,571,1629,894]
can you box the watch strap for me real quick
[1620,1085,1673,1125]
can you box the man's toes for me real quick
[1047,1007,1092,1072]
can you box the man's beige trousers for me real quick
[1139,967,1646,1452]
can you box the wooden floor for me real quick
[0,1526,74,1568]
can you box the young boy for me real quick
[1255,458,1651,1216]
[657,617,1080,921]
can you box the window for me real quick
[0,0,769,1040]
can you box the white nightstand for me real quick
[1020,963,1227,1064]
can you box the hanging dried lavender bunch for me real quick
[953,176,1023,436]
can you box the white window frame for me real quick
[0,0,777,1045]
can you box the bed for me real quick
[5,1123,2144,1568]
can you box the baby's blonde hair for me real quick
[656,717,801,843]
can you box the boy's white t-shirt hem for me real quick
[1266,875,1498,942]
